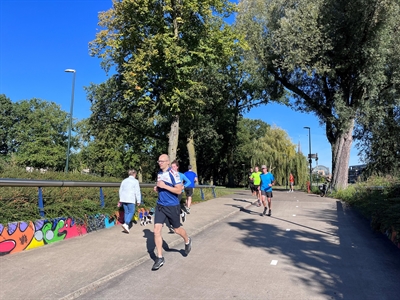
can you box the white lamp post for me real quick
[64,69,76,173]
[304,126,312,188]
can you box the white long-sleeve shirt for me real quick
[119,176,141,204]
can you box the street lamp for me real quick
[304,126,312,190]
[65,69,76,173]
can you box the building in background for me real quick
[313,165,330,176]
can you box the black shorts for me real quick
[253,185,260,191]
[261,191,273,198]
[249,182,254,191]
[154,204,181,228]
[184,187,194,197]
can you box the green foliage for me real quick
[88,0,245,163]
[89,0,237,119]
[0,94,14,156]
[337,175,400,240]
[0,97,72,170]
[0,164,121,224]
[244,124,308,187]
[354,90,400,176]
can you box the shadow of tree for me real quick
[227,200,400,299]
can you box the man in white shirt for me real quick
[119,169,141,233]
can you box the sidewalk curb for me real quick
[59,201,254,300]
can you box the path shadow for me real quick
[227,203,260,215]
[270,216,338,236]
[233,198,253,203]
[228,200,400,299]
[142,228,185,261]
[143,229,157,261]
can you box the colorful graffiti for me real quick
[0,213,118,256]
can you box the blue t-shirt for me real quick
[157,168,182,206]
[184,170,197,188]
[179,172,191,192]
[260,173,275,192]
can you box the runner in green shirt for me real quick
[250,166,262,206]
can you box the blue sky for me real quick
[0,0,363,171]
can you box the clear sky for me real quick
[0,0,363,171]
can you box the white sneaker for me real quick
[122,223,130,233]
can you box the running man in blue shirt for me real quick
[260,165,275,216]
[171,160,191,223]
[152,154,192,271]
[183,165,198,213]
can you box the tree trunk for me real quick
[138,166,143,183]
[168,1,180,163]
[227,150,235,187]
[331,119,354,190]
[168,116,179,162]
[187,131,197,173]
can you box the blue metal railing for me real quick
[0,179,216,217]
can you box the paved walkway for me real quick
[1,190,399,300]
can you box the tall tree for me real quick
[180,30,274,186]
[85,75,169,179]
[236,0,400,189]
[89,0,236,162]
[11,99,70,170]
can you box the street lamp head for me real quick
[304,126,310,129]
[65,69,76,73]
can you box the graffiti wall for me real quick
[0,212,122,256]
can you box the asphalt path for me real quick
[76,191,400,300]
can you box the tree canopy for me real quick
[0,97,71,170]
[89,0,238,161]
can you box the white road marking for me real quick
[270,260,278,265]
[286,229,291,231]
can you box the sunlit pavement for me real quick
[1,190,399,299]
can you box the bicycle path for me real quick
[1,190,399,299]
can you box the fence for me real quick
[0,179,216,218]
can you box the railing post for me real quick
[212,187,216,198]
[200,187,204,200]
[100,187,105,208]
[38,187,45,217]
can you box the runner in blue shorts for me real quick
[260,165,275,216]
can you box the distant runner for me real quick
[260,165,275,216]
